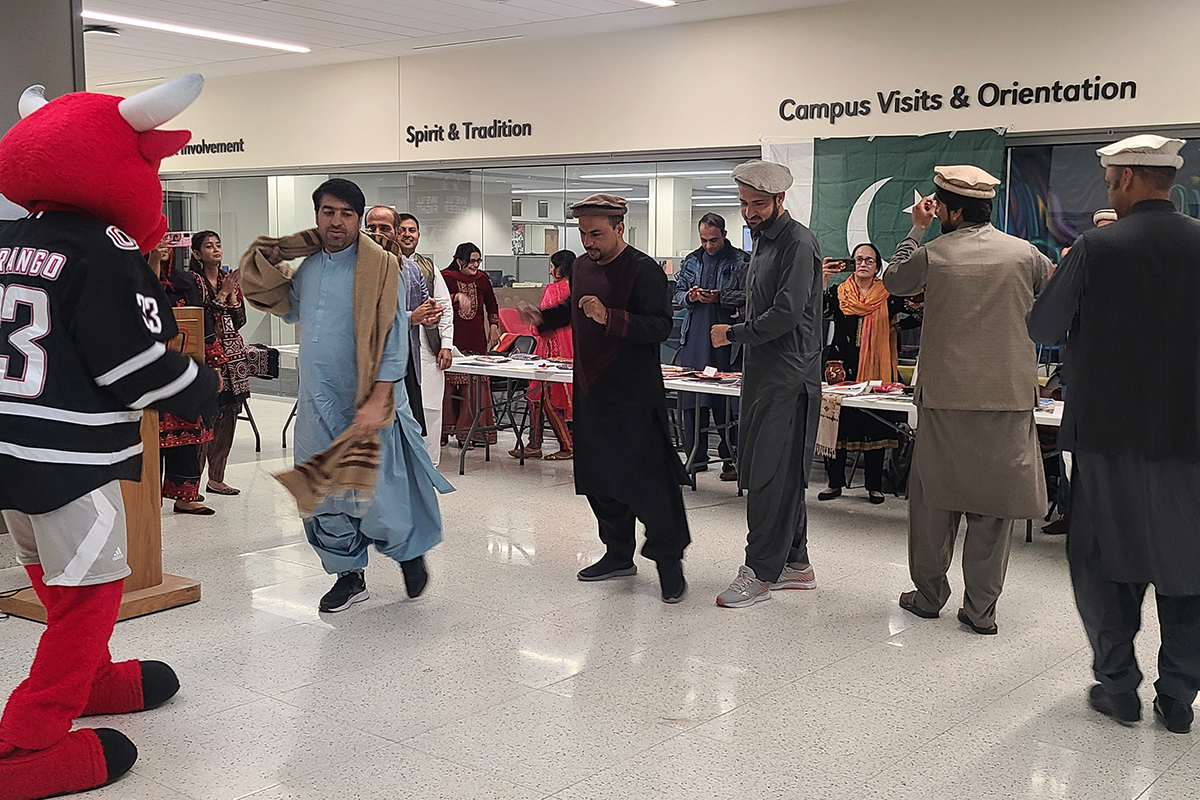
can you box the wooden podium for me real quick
[0,308,206,623]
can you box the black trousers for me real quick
[744,393,811,583]
[682,403,735,465]
[1069,533,1200,704]
[824,448,885,492]
[587,491,689,565]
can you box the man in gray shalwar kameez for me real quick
[885,166,1049,635]
[1029,135,1199,734]
[710,160,823,609]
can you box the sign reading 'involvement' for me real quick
[176,138,246,156]
[779,75,1139,126]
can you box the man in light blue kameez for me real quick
[260,179,453,612]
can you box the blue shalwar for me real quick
[285,242,454,575]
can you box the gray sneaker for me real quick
[716,565,771,608]
[770,563,816,591]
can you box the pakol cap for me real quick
[731,160,793,194]
[1092,208,1119,225]
[570,194,628,218]
[933,165,1000,199]
[1097,135,1185,169]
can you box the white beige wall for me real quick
[153,0,1200,174]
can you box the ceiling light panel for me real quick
[81,10,312,52]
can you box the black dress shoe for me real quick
[400,556,429,599]
[657,560,687,604]
[1154,694,1194,734]
[868,491,885,504]
[1088,683,1141,725]
[818,488,842,501]
[577,553,637,582]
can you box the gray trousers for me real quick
[1069,534,1200,704]
[907,464,1014,627]
[744,419,810,583]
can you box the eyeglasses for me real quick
[467,257,482,265]
[854,257,877,265]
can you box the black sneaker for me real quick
[577,553,637,582]
[657,560,687,604]
[1154,694,1194,734]
[400,556,429,599]
[319,571,368,612]
[1088,683,1141,725]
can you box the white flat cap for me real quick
[1097,135,1185,169]
[933,165,1000,199]
[1092,208,1118,225]
[732,160,793,194]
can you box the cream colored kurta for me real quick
[885,222,1051,519]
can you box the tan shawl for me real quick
[240,229,400,513]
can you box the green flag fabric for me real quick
[765,129,1006,262]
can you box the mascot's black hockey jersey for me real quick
[0,211,218,514]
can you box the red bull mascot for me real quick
[0,74,219,799]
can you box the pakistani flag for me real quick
[763,129,1007,262]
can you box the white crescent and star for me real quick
[845,184,924,272]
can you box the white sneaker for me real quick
[771,563,816,591]
[716,565,771,608]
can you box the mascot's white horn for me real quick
[18,85,48,118]
[118,73,204,132]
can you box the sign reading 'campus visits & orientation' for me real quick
[405,119,533,148]
[779,75,1139,125]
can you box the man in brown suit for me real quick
[884,165,1051,635]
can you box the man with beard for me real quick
[885,166,1050,635]
[396,213,456,466]
[709,160,822,609]
[1029,135,1199,734]
[518,194,690,603]
[364,205,444,435]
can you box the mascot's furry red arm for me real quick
[0,74,221,800]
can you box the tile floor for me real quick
[0,396,1196,799]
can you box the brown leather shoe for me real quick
[899,590,939,619]
[508,447,542,459]
[719,465,738,481]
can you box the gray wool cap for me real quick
[731,160,793,194]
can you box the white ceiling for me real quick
[83,0,867,87]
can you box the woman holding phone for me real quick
[819,243,919,503]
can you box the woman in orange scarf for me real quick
[818,243,920,503]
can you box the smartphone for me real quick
[841,259,854,272]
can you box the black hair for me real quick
[550,249,576,281]
[1129,166,1177,192]
[312,178,366,218]
[851,242,883,268]
[188,230,220,273]
[935,187,993,224]
[397,212,420,229]
[698,213,726,232]
[453,241,481,267]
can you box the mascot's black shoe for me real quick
[0,728,137,800]
[81,660,179,717]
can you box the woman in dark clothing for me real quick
[149,237,215,515]
[189,230,249,496]
[818,242,920,503]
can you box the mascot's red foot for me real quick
[82,660,180,717]
[0,728,137,800]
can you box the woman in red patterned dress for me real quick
[441,241,500,447]
[150,237,215,514]
[189,230,249,495]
